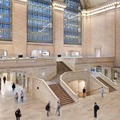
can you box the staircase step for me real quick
[49,84,74,106]
[97,77,116,92]
[57,61,72,74]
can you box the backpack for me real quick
[97,106,100,110]
[45,105,48,111]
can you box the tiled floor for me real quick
[0,80,120,120]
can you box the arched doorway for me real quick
[68,80,86,97]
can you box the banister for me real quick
[60,74,78,102]
[34,77,59,100]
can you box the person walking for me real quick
[45,101,51,117]
[15,92,19,103]
[15,108,22,120]
[3,76,6,84]
[93,102,99,119]
[82,87,86,98]
[12,83,16,91]
[56,101,61,116]
[20,91,24,102]
[100,87,104,98]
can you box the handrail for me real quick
[91,75,109,89]
[99,72,119,90]
[60,74,78,102]
[55,83,70,97]
[60,78,77,96]
[34,77,59,100]
[44,72,56,81]
[99,72,116,85]
[91,75,109,93]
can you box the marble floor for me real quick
[0,81,120,120]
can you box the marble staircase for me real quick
[97,77,116,92]
[57,61,72,74]
[49,84,74,106]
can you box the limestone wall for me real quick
[0,0,120,68]
[63,57,114,71]
[33,77,59,108]
[61,71,90,83]
[83,7,120,67]
[12,0,27,56]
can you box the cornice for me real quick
[52,1,67,11]
[12,0,27,5]
[82,1,120,17]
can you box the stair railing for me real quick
[99,73,119,90]
[60,75,78,102]
[91,75,109,93]
[55,84,70,97]
[33,77,59,107]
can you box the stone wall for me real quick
[33,77,59,108]
[12,0,27,56]
[83,7,120,67]
[0,0,120,67]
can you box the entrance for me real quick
[11,72,27,88]
[95,48,101,57]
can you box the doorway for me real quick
[95,48,101,57]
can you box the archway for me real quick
[67,80,86,97]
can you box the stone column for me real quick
[12,0,27,57]
[52,0,66,57]
[82,13,92,56]
[27,73,33,95]
[7,69,10,81]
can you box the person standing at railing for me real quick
[100,87,104,98]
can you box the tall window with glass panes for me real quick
[27,0,53,43]
[0,0,11,41]
[64,0,82,45]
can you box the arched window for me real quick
[64,0,82,45]
[27,0,53,43]
[0,0,11,41]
